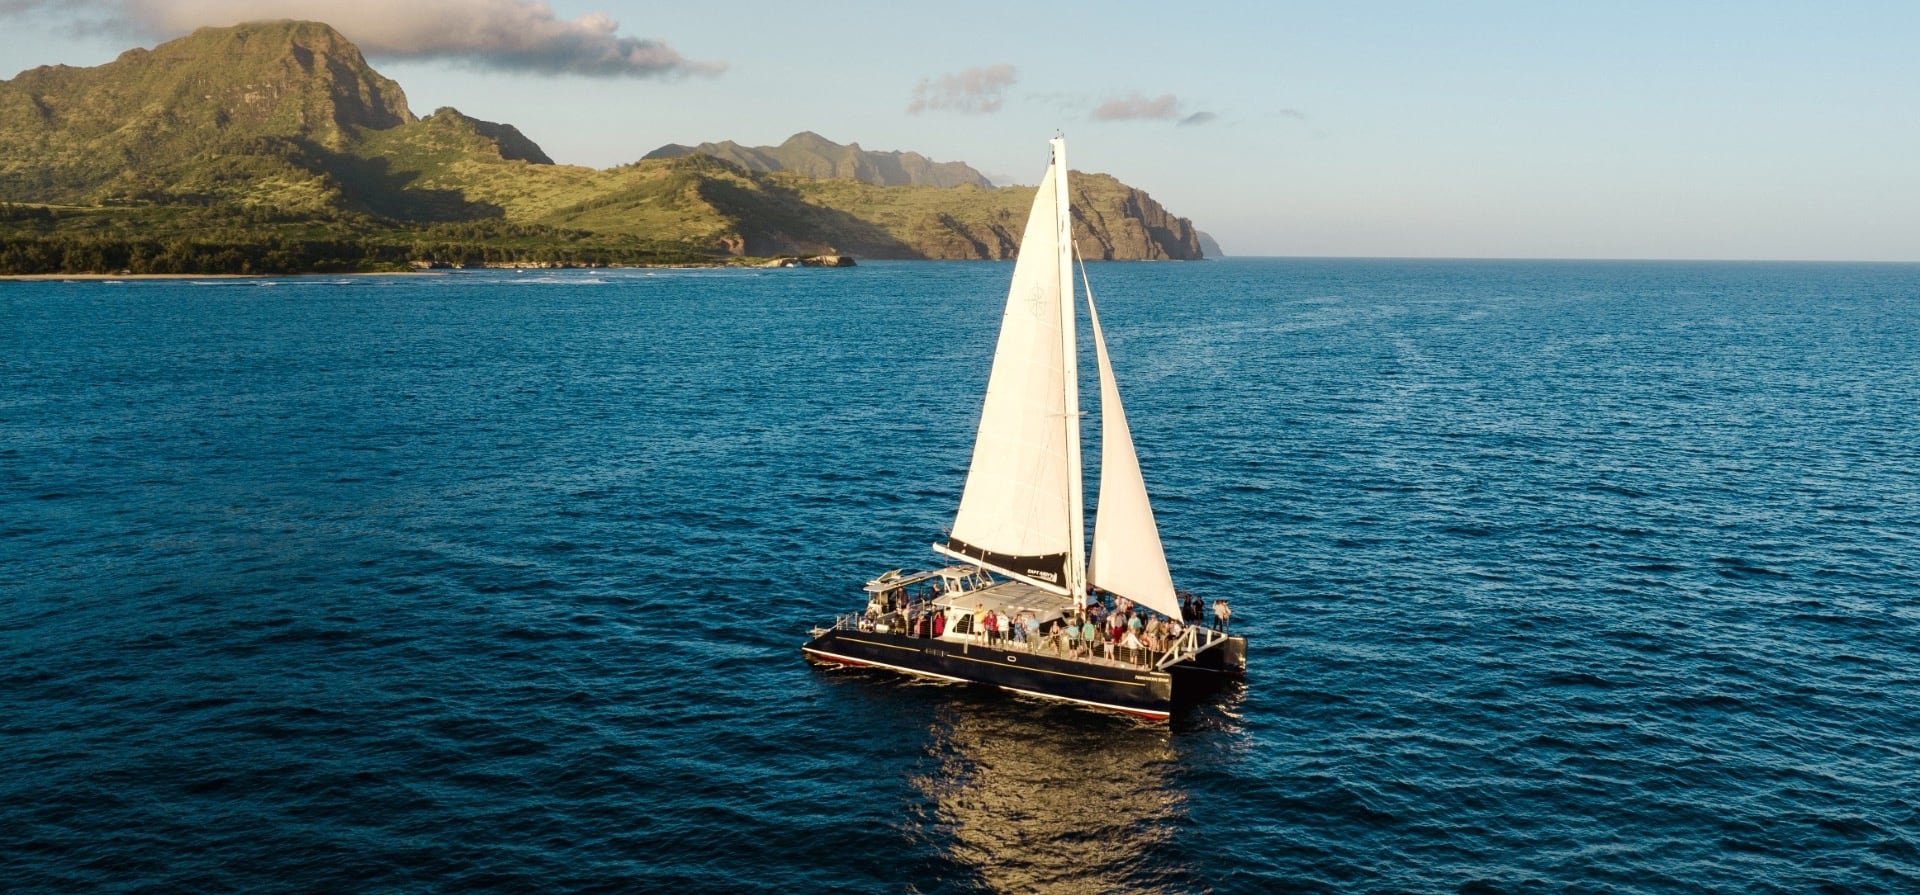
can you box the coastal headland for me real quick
[0,21,1205,276]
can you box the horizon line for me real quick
[1203,255,1920,265]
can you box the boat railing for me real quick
[1154,625,1232,669]
[821,609,1234,670]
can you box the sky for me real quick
[1,1,1915,260]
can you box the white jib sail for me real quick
[1086,286,1181,621]
[943,154,1076,592]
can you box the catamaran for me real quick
[802,137,1245,722]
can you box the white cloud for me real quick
[5,0,724,78]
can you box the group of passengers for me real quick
[933,591,1205,667]
[1182,592,1233,633]
[858,580,1233,664]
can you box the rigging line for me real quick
[1073,239,1096,311]
[1073,239,1101,594]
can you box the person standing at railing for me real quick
[1213,599,1232,632]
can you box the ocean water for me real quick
[3,259,1917,894]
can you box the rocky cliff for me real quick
[775,171,1205,260]
[1069,172,1205,261]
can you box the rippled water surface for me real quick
[5,260,1918,893]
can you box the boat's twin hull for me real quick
[803,630,1242,722]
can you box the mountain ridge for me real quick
[0,20,1208,271]
[644,132,995,189]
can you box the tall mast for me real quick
[1053,136,1086,606]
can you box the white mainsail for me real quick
[941,143,1080,594]
[943,136,1174,615]
[1085,284,1181,620]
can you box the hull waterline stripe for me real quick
[802,648,971,683]
[835,637,929,655]
[1003,685,1168,721]
[802,647,1169,720]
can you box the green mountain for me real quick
[0,20,1206,273]
[0,20,408,208]
[644,131,995,188]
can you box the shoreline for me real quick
[0,271,427,282]
[0,259,859,281]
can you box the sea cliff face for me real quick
[771,172,1204,261]
[643,134,1203,260]
[1070,173,1205,261]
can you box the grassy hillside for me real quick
[0,20,1205,274]
[0,20,410,207]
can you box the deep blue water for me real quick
[4,259,1918,894]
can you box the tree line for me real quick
[0,206,720,274]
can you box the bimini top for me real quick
[864,568,951,594]
[933,579,1077,621]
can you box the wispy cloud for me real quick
[1090,92,1216,125]
[1092,93,1180,121]
[3,0,724,78]
[907,64,1017,115]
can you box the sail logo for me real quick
[1027,568,1059,582]
[1024,280,1047,318]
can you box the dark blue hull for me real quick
[803,630,1243,721]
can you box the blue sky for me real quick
[3,1,1915,260]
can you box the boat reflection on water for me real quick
[908,700,1199,894]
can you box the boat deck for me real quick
[820,608,1237,672]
